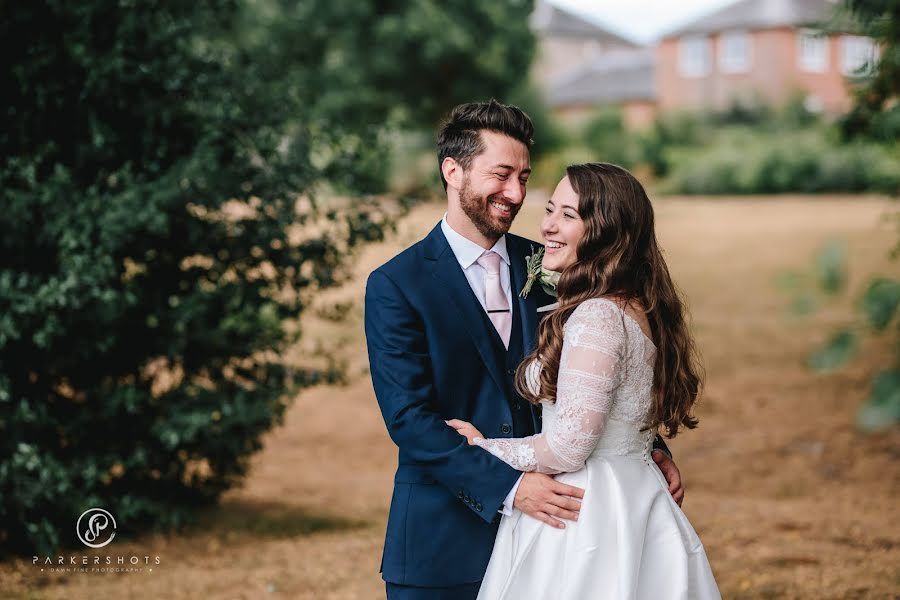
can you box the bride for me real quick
[448,163,720,599]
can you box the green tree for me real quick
[813,0,899,431]
[839,0,900,139]
[0,0,534,554]
[789,237,900,431]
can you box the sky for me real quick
[548,0,739,43]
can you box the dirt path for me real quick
[2,195,898,599]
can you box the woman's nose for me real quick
[542,213,557,236]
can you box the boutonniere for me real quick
[519,247,561,300]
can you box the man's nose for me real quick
[503,179,525,205]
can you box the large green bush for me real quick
[633,91,900,195]
[0,0,535,555]
[581,107,639,169]
[508,83,568,160]
[664,127,900,195]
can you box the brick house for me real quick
[530,0,639,86]
[545,50,658,130]
[656,0,878,115]
[530,0,659,128]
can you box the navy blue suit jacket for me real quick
[365,223,555,587]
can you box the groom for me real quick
[365,100,683,600]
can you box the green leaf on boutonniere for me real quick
[519,247,560,298]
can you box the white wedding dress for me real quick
[474,298,720,600]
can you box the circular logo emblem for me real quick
[76,508,117,548]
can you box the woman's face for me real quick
[541,176,586,272]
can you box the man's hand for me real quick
[652,450,684,506]
[513,472,584,529]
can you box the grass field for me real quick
[2,194,899,599]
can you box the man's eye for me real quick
[494,173,509,180]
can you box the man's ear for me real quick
[441,157,464,191]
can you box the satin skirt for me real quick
[477,426,720,600]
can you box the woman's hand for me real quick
[446,419,484,445]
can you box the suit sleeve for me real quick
[365,269,521,522]
[653,435,672,458]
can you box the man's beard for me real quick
[459,178,519,240]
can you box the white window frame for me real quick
[797,29,829,72]
[719,30,752,73]
[679,35,711,77]
[840,35,877,76]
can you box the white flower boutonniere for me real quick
[519,247,561,300]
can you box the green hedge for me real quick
[666,128,900,195]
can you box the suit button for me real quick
[464,495,471,504]
[500,424,512,434]
[457,491,464,500]
[475,502,483,512]
[507,368,515,376]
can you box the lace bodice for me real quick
[474,298,657,473]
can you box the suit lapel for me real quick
[507,236,548,433]
[508,237,539,355]
[424,224,507,394]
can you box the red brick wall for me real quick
[656,28,856,114]
[622,100,658,130]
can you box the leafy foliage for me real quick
[581,107,638,169]
[809,329,858,371]
[857,369,900,430]
[786,239,900,431]
[839,0,900,138]
[862,278,900,329]
[0,0,534,554]
[798,0,900,433]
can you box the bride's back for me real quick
[540,297,658,440]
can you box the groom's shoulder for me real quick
[506,232,543,256]
[369,230,434,283]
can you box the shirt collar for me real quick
[441,213,510,270]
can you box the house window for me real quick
[679,35,711,77]
[804,95,824,113]
[841,35,877,75]
[719,30,751,73]
[798,30,828,72]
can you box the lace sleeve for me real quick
[474,299,625,473]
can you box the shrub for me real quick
[508,83,569,160]
[531,146,597,191]
[666,128,900,195]
[0,0,536,555]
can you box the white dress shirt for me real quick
[441,216,523,516]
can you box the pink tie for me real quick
[477,251,512,348]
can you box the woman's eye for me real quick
[544,207,552,214]
[564,213,576,219]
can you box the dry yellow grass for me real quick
[2,194,899,600]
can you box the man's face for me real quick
[457,130,531,240]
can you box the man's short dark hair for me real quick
[436,99,534,190]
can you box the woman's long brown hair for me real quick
[514,163,702,437]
